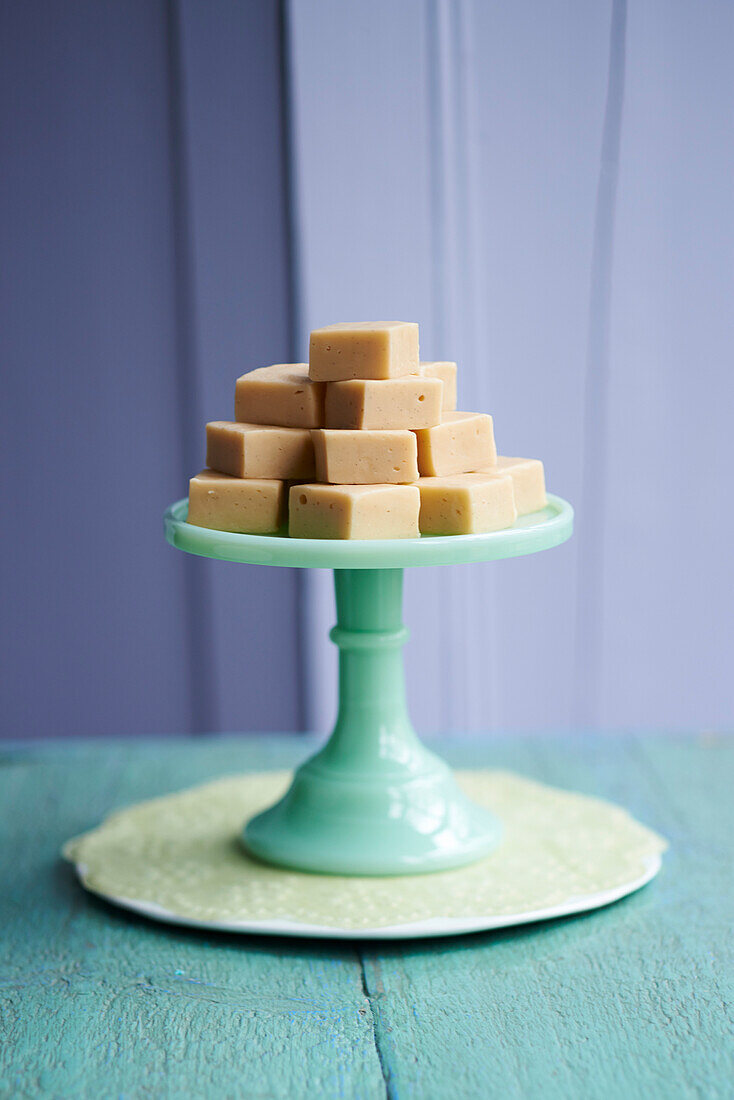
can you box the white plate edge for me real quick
[74,852,663,941]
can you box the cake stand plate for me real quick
[164,492,572,569]
[162,495,575,877]
[64,769,666,941]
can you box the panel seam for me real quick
[426,0,499,732]
[359,952,392,1099]
[575,0,628,726]
[426,0,457,735]
[277,0,309,733]
[164,0,219,734]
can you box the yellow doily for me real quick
[64,771,666,938]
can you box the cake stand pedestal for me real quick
[164,494,573,876]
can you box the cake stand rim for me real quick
[164,492,573,569]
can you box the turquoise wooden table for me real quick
[1,733,731,1098]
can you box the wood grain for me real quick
[0,739,384,1098]
[1,735,731,1097]
[363,735,734,1098]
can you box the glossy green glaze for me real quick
[244,569,500,874]
[164,496,573,874]
[164,493,573,569]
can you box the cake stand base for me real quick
[244,569,501,875]
[244,754,500,876]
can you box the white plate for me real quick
[73,852,662,940]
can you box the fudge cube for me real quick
[187,470,285,534]
[312,428,419,484]
[414,411,496,477]
[416,473,516,535]
[416,361,457,412]
[289,483,420,540]
[206,421,315,479]
[324,375,443,431]
[234,363,325,429]
[483,456,547,515]
[309,321,419,381]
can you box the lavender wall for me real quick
[2,1,732,739]
[287,0,734,736]
[0,0,302,738]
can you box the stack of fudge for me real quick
[187,321,546,539]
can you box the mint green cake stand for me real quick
[164,494,573,876]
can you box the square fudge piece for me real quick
[206,421,315,479]
[324,375,443,431]
[416,361,457,412]
[309,322,419,382]
[414,411,496,477]
[289,483,420,540]
[416,473,516,536]
[483,456,547,515]
[187,470,285,534]
[312,428,419,484]
[234,363,325,429]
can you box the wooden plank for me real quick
[175,0,303,732]
[595,0,734,730]
[360,734,734,1098]
[1,736,730,1094]
[0,740,385,1098]
[0,1,193,738]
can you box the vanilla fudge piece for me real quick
[325,375,443,431]
[414,411,496,477]
[234,363,325,429]
[309,322,419,382]
[289,483,420,540]
[484,456,547,515]
[312,428,419,484]
[206,421,315,479]
[187,470,285,534]
[416,361,457,412]
[416,473,517,536]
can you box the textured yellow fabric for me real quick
[64,770,666,933]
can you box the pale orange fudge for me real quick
[414,412,496,477]
[325,375,443,431]
[187,470,286,534]
[312,428,419,484]
[416,473,516,536]
[483,456,547,515]
[206,421,315,480]
[235,363,325,429]
[289,483,420,539]
[415,361,457,412]
[309,322,419,382]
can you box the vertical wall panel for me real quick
[598,0,734,729]
[0,1,192,738]
[466,0,613,730]
[0,0,301,739]
[287,0,613,733]
[287,0,443,734]
[175,0,301,732]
